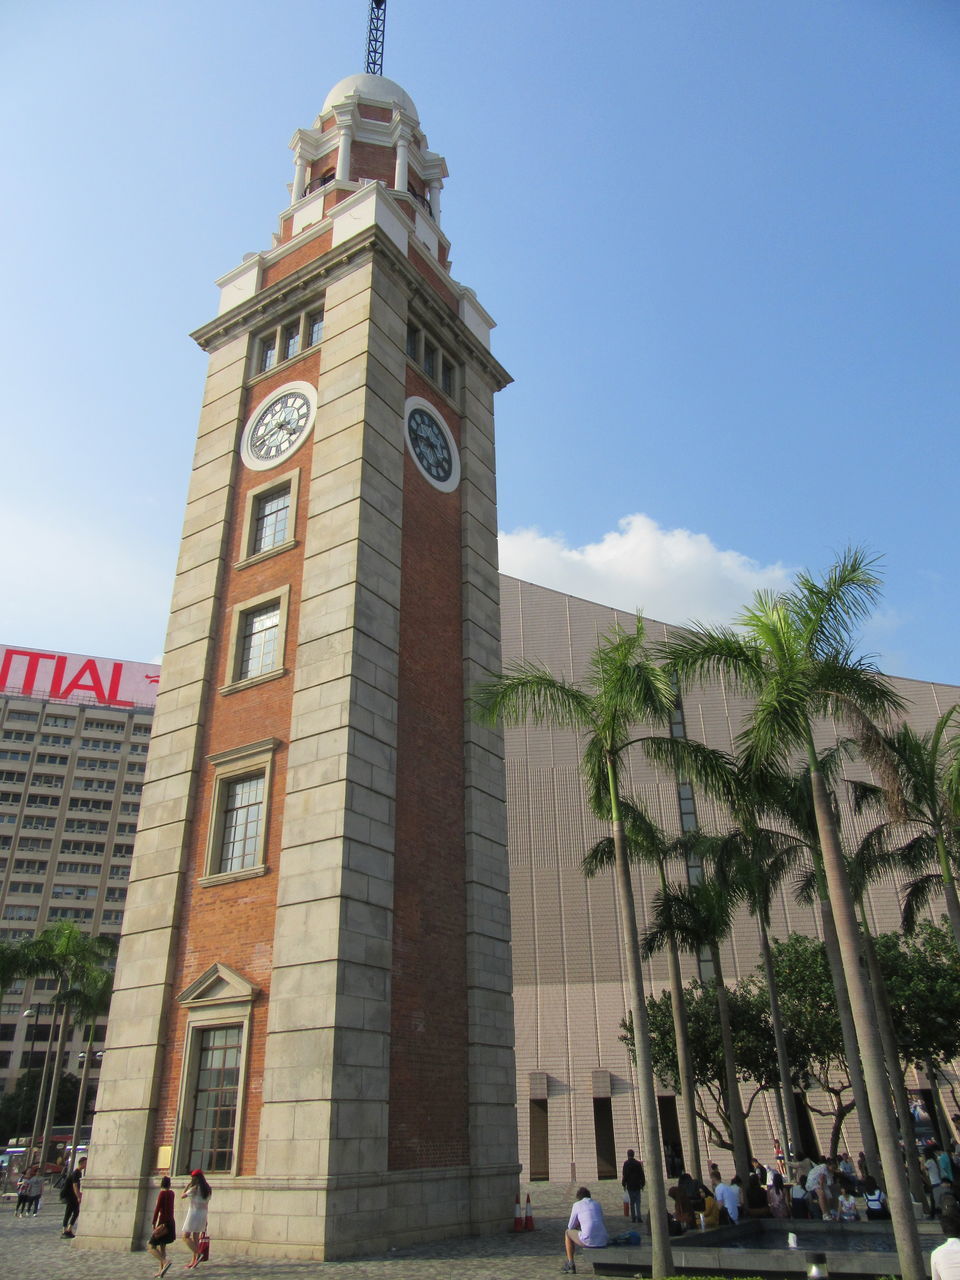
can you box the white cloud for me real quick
[498,513,793,627]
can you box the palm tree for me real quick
[62,968,113,1168]
[31,924,116,1170]
[693,821,805,1169]
[583,805,703,1182]
[660,549,923,1280]
[640,871,752,1182]
[756,754,882,1176]
[473,617,686,1275]
[848,709,960,955]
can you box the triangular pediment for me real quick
[177,962,259,1007]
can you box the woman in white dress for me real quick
[180,1170,211,1270]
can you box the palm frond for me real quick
[901,873,943,935]
[471,663,594,730]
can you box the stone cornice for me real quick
[192,226,511,392]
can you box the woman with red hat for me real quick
[180,1170,211,1269]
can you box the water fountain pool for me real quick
[589,1217,941,1278]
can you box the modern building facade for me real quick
[500,576,960,1183]
[79,72,517,1260]
[0,646,159,1122]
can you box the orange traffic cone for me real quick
[524,1192,535,1230]
[513,1193,523,1232]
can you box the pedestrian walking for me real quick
[61,1156,86,1236]
[181,1169,212,1270]
[148,1176,176,1277]
[621,1148,646,1223]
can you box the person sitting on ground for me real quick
[838,1189,859,1221]
[710,1169,740,1224]
[932,1208,960,1280]
[701,1189,721,1229]
[790,1172,811,1219]
[676,1170,706,1212]
[562,1186,609,1275]
[668,1183,695,1229]
[767,1170,789,1219]
[863,1176,891,1221]
[745,1172,771,1217]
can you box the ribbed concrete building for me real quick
[499,576,959,1182]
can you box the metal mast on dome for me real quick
[365,0,386,75]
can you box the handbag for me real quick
[198,1232,210,1261]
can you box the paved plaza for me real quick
[0,1181,626,1280]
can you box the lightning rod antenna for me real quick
[366,0,386,75]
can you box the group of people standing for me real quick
[12,1156,86,1235]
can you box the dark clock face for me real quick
[241,383,317,470]
[407,407,453,484]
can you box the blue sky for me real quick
[1,0,957,684]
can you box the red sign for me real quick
[0,647,161,709]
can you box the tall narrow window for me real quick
[252,486,291,554]
[441,357,456,397]
[282,322,300,361]
[219,775,264,874]
[423,341,437,379]
[406,324,420,360]
[258,334,277,373]
[187,1025,242,1172]
[238,602,280,680]
[307,311,324,347]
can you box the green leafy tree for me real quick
[660,549,923,1280]
[642,980,800,1156]
[764,934,854,1155]
[0,1071,79,1147]
[641,874,752,1181]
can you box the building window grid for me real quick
[405,322,458,400]
[254,306,324,377]
[219,775,264,874]
[187,1025,242,1172]
[237,603,281,681]
[252,487,291,555]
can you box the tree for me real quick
[29,924,116,1169]
[62,967,113,1168]
[474,616,699,1277]
[0,1071,79,1147]
[661,548,924,1280]
[640,873,752,1182]
[692,820,805,1168]
[764,933,854,1154]
[642,979,795,1156]
[583,805,703,1181]
[848,709,960,955]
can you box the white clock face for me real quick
[240,382,318,471]
[403,397,460,492]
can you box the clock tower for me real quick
[79,72,517,1260]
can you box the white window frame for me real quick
[172,962,259,1177]
[200,739,278,886]
[220,586,290,694]
[235,471,300,569]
